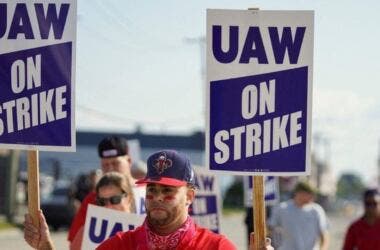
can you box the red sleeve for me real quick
[96,237,121,250]
[216,237,236,250]
[343,223,356,250]
[67,192,97,241]
[96,232,129,250]
[190,227,236,250]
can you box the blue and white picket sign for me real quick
[206,9,314,175]
[0,1,76,151]
[133,185,146,215]
[243,176,279,207]
[190,166,221,233]
[82,205,144,249]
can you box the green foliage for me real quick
[223,178,244,208]
[336,172,365,200]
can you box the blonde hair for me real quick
[96,172,136,213]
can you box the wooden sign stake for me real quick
[248,7,267,248]
[28,150,40,227]
[253,175,266,249]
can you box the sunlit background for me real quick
[76,0,379,185]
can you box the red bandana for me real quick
[145,216,192,250]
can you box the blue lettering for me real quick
[211,25,306,65]
[8,4,34,39]
[239,26,268,64]
[89,217,108,244]
[108,222,123,238]
[2,3,69,40]
[201,176,214,191]
[269,27,306,64]
[212,25,239,63]
[140,198,146,214]
[0,4,6,38]
[128,224,135,230]
[34,3,69,39]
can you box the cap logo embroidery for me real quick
[153,153,173,174]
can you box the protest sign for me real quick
[190,166,221,233]
[82,205,144,249]
[206,9,314,175]
[133,185,146,214]
[0,1,76,151]
[244,176,279,207]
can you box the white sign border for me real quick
[205,9,314,176]
[0,0,77,152]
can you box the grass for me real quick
[222,207,245,215]
[0,221,16,231]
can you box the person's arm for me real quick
[68,192,95,241]
[319,231,329,250]
[24,210,55,250]
[70,226,84,250]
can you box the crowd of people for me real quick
[23,135,380,250]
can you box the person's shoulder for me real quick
[348,217,366,230]
[67,191,97,241]
[96,231,126,250]
[83,191,97,204]
[96,226,144,250]
[194,226,236,249]
[309,202,326,213]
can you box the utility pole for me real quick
[313,133,331,191]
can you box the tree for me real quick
[336,172,365,200]
[223,177,244,208]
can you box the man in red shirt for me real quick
[68,136,137,245]
[343,188,380,250]
[97,149,237,250]
[24,149,273,250]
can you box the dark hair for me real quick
[363,188,380,200]
[96,172,136,212]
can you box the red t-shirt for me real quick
[68,191,97,242]
[343,217,380,250]
[96,218,236,250]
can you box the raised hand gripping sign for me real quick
[0,1,76,151]
[206,9,314,175]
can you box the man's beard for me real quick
[147,206,179,227]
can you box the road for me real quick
[0,210,359,250]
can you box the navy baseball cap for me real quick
[136,150,195,187]
[98,136,129,158]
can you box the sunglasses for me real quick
[96,193,127,206]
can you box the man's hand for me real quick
[24,210,55,250]
[249,233,274,250]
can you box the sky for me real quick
[75,0,380,185]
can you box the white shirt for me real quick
[268,200,328,250]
